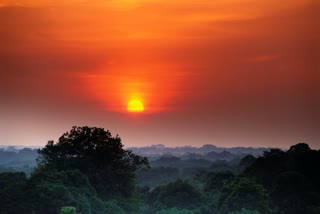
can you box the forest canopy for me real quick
[0,127,319,214]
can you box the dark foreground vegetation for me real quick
[0,126,319,214]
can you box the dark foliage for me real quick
[28,169,124,214]
[244,143,320,213]
[38,126,149,199]
[1,129,319,214]
[205,171,236,192]
[218,177,271,214]
[146,179,204,211]
[0,172,31,214]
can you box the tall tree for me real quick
[38,126,148,199]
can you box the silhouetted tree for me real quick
[287,143,310,154]
[243,143,320,214]
[262,148,285,158]
[38,126,149,199]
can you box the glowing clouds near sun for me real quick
[81,63,185,114]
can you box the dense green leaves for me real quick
[218,178,270,214]
[146,179,204,212]
[60,206,77,214]
[29,169,97,213]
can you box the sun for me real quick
[127,99,144,112]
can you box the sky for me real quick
[0,0,319,148]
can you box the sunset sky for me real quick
[1,0,319,148]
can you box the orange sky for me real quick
[0,0,319,148]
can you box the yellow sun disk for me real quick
[127,99,144,112]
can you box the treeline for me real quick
[136,154,255,188]
[128,144,268,158]
[0,141,264,181]
[0,148,37,176]
[0,126,319,214]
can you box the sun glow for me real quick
[127,99,144,112]
[83,63,180,113]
